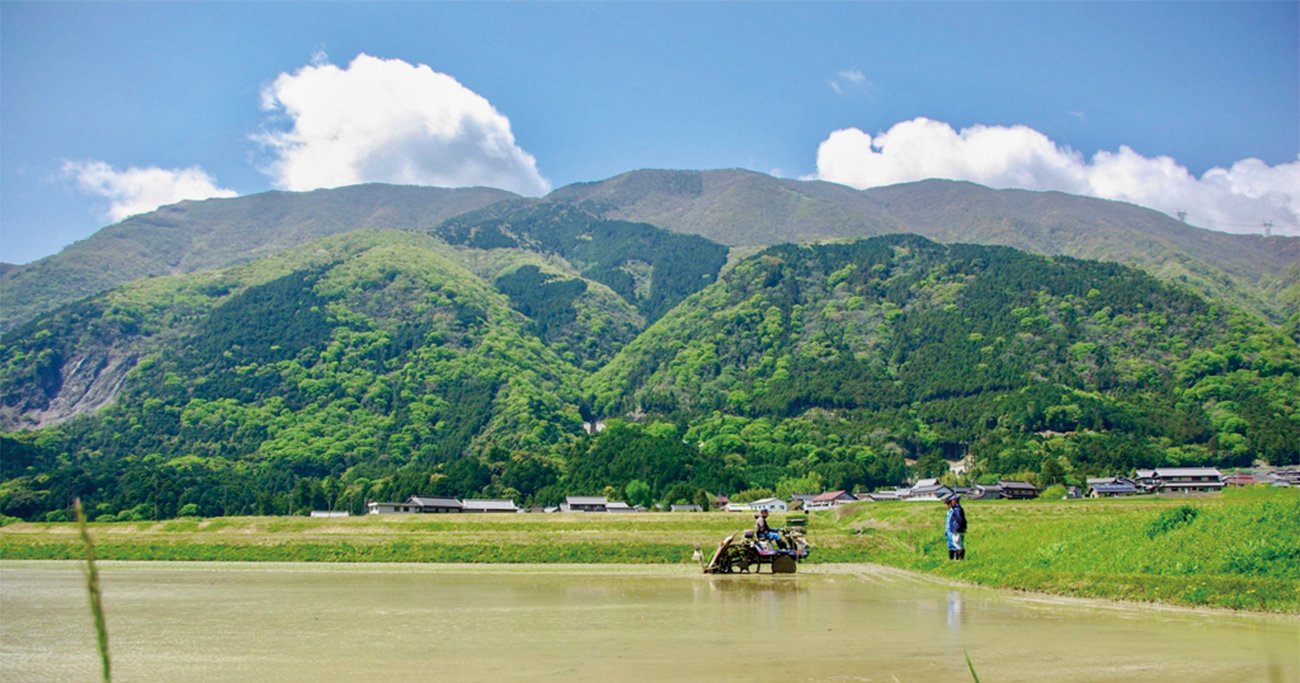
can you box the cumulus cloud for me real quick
[813,117,1300,235]
[255,53,550,196]
[62,160,237,222]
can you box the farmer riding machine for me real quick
[700,515,810,574]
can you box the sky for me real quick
[2,2,1298,265]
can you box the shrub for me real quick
[1146,505,1199,538]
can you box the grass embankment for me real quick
[830,487,1300,613]
[2,488,1296,612]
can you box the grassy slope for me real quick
[830,487,1300,612]
[2,488,1296,612]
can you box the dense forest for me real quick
[1,231,1297,522]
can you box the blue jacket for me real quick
[946,504,966,533]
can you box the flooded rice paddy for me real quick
[2,561,1296,682]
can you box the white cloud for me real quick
[838,69,867,84]
[255,53,550,196]
[829,69,869,96]
[63,160,237,222]
[813,117,1300,235]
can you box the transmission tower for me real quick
[1176,210,1187,223]
[1263,221,1274,237]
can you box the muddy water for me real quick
[1,562,1296,682]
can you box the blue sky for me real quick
[2,2,1297,264]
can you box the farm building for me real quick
[367,501,416,514]
[461,499,520,513]
[1145,467,1223,494]
[805,490,856,510]
[561,496,609,512]
[749,497,788,512]
[905,479,954,501]
[408,496,464,513]
[997,480,1040,499]
[1086,477,1140,498]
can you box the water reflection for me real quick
[706,575,806,594]
[946,590,965,630]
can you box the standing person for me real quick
[945,497,967,560]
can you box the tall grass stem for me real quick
[74,498,111,683]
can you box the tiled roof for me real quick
[566,496,608,506]
[408,496,462,508]
[461,499,518,511]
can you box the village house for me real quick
[561,496,609,512]
[748,497,788,512]
[905,478,954,501]
[460,499,521,513]
[605,501,637,513]
[670,504,702,512]
[367,501,416,514]
[789,493,819,509]
[805,490,856,510]
[1086,477,1140,498]
[309,510,349,518]
[408,496,464,513]
[968,483,1002,500]
[1222,473,1259,487]
[996,480,1040,499]
[1141,467,1224,494]
[1261,468,1298,487]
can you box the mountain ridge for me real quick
[552,169,1299,320]
[4,171,1296,332]
[0,184,518,330]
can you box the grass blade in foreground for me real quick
[74,498,111,683]
[964,650,981,682]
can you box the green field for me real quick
[3,487,1297,612]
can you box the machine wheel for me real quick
[772,555,797,574]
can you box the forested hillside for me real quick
[590,236,1300,483]
[0,232,589,520]
[0,184,517,331]
[433,201,729,322]
[1,230,1296,523]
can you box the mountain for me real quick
[0,202,732,432]
[0,231,589,519]
[3,233,1296,522]
[7,170,1296,332]
[0,184,518,331]
[551,170,1300,321]
[432,201,729,323]
[589,235,1299,477]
